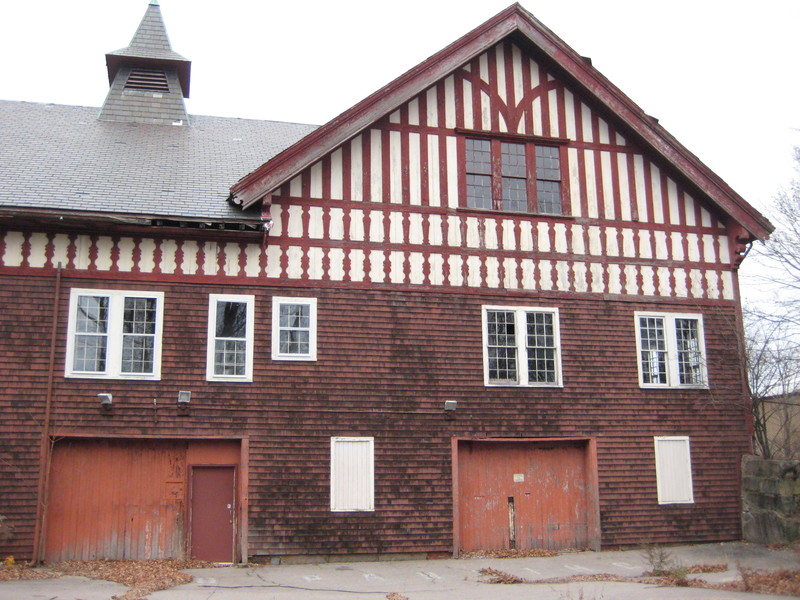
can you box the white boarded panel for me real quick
[330,437,374,512]
[654,437,694,504]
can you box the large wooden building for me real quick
[0,3,773,563]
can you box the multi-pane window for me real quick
[465,137,564,214]
[465,138,492,209]
[654,436,694,504]
[482,306,562,387]
[635,312,707,388]
[272,297,317,361]
[330,437,375,512]
[66,289,164,379]
[207,294,254,381]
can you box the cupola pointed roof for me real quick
[105,0,191,97]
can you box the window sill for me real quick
[485,382,563,389]
[65,373,161,381]
[456,206,575,221]
[639,384,709,390]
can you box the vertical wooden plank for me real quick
[458,440,592,553]
[45,439,187,561]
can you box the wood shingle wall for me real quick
[0,272,749,557]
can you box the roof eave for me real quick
[229,5,522,208]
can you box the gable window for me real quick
[465,137,564,215]
[654,436,694,504]
[482,306,562,387]
[65,288,164,379]
[331,437,374,512]
[271,297,317,361]
[207,294,254,382]
[635,312,707,388]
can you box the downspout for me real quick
[732,242,754,452]
[31,262,62,564]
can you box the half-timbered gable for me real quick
[0,2,775,564]
[233,34,739,307]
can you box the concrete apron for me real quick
[0,542,796,600]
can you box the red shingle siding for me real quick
[0,271,749,558]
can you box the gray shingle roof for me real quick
[0,100,317,221]
[107,2,187,63]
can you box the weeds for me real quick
[478,567,530,584]
[557,587,604,599]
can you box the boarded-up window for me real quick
[330,437,374,512]
[654,436,694,504]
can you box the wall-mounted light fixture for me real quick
[262,218,274,232]
[177,390,191,415]
[98,393,113,412]
[444,400,457,412]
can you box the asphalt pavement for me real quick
[0,542,797,600]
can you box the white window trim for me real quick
[65,288,164,380]
[481,305,563,387]
[654,436,695,505]
[634,311,708,389]
[206,294,255,382]
[271,297,318,361]
[330,436,375,512]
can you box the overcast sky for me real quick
[1,0,798,296]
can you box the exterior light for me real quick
[98,393,112,412]
[177,390,191,415]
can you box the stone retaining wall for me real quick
[742,454,800,544]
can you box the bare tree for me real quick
[743,308,800,458]
[740,148,800,458]
[750,147,800,325]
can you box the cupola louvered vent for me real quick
[124,68,170,92]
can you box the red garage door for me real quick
[457,439,597,553]
[45,439,187,562]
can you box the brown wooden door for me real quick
[189,466,235,562]
[458,440,591,552]
[45,439,186,561]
